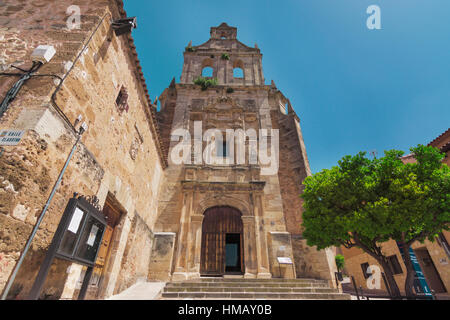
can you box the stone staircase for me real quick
[160,278,351,300]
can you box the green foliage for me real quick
[185,46,196,52]
[221,53,230,60]
[226,87,234,93]
[193,76,218,90]
[335,254,345,272]
[301,145,450,251]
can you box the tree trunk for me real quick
[399,241,417,299]
[376,257,402,299]
[351,235,402,299]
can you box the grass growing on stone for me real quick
[193,76,218,90]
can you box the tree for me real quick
[335,254,345,273]
[386,145,450,297]
[301,145,450,299]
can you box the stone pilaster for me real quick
[253,193,271,278]
[241,215,258,278]
[172,191,193,281]
[187,214,203,278]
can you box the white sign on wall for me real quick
[0,130,25,146]
[277,257,293,264]
[67,207,84,234]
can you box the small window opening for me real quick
[115,86,129,113]
[361,262,370,279]
[202,67,213,78]
[387,255,403,275]
[217,139,228,158]
[233,67,243,78]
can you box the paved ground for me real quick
[106,281,165,300]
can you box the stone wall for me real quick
[114,213,154,294]
[342,236,450,296]
[148,232,176,281]
[267,232,296,279]
[291,236,337,285]
[270,89,337,284]
[0,0,165,299]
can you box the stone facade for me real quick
[150,23,337,285]
[0,3,338,300]
[0,0,165,299]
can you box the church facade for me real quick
[149,23,337,283]
[0,0,337,300]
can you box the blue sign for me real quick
[396,242,433,298]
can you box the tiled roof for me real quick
[427,128,450,148]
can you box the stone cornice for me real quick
[181,180,265,192]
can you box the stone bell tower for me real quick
[180,22,264,86]
[149,23,337,285]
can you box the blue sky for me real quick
[123,0,450,173]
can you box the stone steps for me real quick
[164,287,338,293]
[160,278,351,300]
[174,278,329,284]
[166,282,329,288]
[161,292,350,300]
[166,283,329,288]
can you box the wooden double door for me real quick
[200,206,244,276]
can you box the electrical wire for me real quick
[0,12,110,135]
[50,12,111,135]
[0,61,43,117]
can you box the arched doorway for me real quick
[200,206,244,276]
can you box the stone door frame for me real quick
[172,189,272,281]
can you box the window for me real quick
[115,86,129,113]
[202,67,213,78]
[217,139,227,158]
[222,141,227,157]
[387,255,403,275]
[361,262,370,279]
[233,67,243,78]
[437,233,450,258]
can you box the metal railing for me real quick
[343,275,436,300]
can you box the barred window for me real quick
[387,255,403,275]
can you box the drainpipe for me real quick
[1,123,88,300]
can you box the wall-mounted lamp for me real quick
[112,17,137,36]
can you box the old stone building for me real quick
[150,23,338,284]
[0,1,340,300]
[0,0,166,300]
